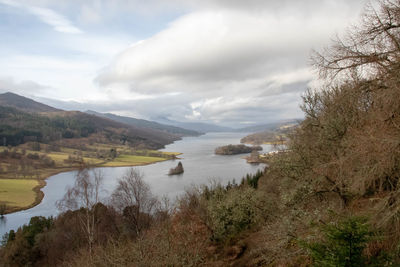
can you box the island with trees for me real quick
[215,144,262,155]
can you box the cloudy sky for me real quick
[0,0,367,127]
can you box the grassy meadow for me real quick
[0,179,39,209]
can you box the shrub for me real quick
[207,187,263,242]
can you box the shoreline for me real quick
[3,154,182,215]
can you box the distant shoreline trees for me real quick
[215,144,262,155]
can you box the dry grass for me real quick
[101,155,166,167]
[0,179,38,208]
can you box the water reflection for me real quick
[0,216,7,228]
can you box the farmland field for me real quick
[0,179,39,208]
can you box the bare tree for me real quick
[292,0,400,206]
[111,168,158,236]
[57,167,103,256]
[312,0,400,81]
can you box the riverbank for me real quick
[0,149,181,215]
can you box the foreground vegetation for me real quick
[2,0,400,265]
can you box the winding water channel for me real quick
[0,132,271,236]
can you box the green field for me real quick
[0,179,38,208]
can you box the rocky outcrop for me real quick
[169,161,184,175]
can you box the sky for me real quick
[0,0,368,127]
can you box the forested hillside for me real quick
[0,93,183,149]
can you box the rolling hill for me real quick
[0,92,61,113]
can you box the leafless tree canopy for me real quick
[111,168,159,235]
[57,168,103,212]
[57,167,104,256]
[312,0,400,81]
[286,0,400,209]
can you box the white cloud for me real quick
[0,76,49,96]
[0,55,101,100]
[79,4,101,24]
[93,2,365,125]
[0,0,82,34]
[96,4,357,93]
[28,6,82,34]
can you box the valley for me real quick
[0,92,193,213]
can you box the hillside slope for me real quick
[240,123,297,145]
[0,92,60,113]
[236,119,300,133]
[86,110,200,137]
[0,93,181,149]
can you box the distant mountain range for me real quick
[153,117,301,133]
[154,116,234,133]
[234,119,301,133]
[85,110,201,137]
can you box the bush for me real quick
[207,187,263,242]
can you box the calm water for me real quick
[0,132,271,236]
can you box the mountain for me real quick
[0,93,183,149]
[154,116,233,132]
[85,110,201,137]
[0,92,61,113]
[235,119,301,133]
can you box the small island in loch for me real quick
[215,144,262,155]
[168,161,184,175]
